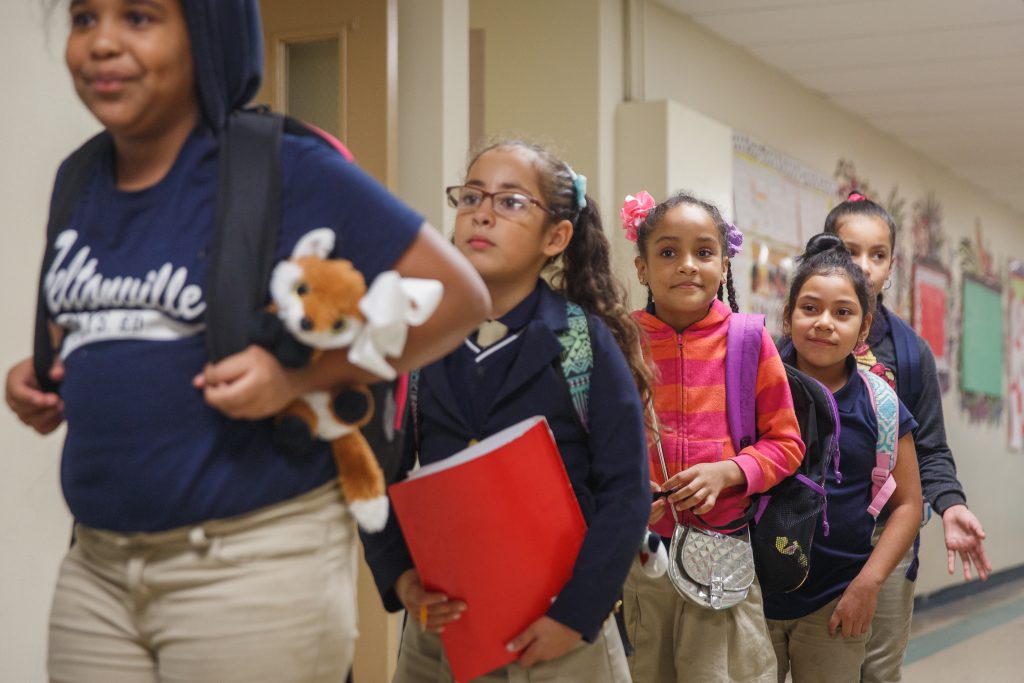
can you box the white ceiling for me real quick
[655,0,1024,215]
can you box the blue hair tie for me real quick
[567,166,587,211]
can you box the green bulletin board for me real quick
[961,277,1003,397]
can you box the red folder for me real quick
[389,416,586,682]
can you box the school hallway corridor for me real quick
[901,573,1024,682]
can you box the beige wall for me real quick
[0,3,99,681]
[470,0,604,194]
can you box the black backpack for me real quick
[32,109,404,481]
[721,314,840,595]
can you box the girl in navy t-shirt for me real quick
[4,1,488,681]
[764,234,922,683]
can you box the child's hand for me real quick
[5,357,65,434]
[394,569,466,635]
[828,576,880,639]
[649,480,668,525]
[193,345,306,420]
[507,615,582,668]
[942,504,991,582]
[663,461,745,515]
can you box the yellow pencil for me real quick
[420,604,428,631]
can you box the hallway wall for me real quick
[0,4,98,681]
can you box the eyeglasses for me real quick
[445,185,553,219]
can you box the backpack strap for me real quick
[696,313,764,532]
[408,368,421,451]
[204,109,285,361]
[557,301,593,432]
[859,368,900,518]
[883,307,922,410]
[726,313,765,452]
[33,132,112,392]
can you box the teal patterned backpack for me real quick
[859,368,900,519]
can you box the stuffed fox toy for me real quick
[268,228,442,533]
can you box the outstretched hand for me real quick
[942,504,991,582]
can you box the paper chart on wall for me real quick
[1008,262,1024,451]
[732,134,835,250]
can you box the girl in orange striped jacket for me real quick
[620,191,805,683]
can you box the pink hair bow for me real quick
[620,191,656,242]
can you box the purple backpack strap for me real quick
[726,313,765,453]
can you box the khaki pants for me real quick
[623,559,777,683]
[861,529,916,683]
[768,597,870,683]
[48,482,358,683]
[393,610,631,682]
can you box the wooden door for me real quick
[257,0,397,187]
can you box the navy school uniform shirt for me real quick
[763,354,916,621]
[48,126,422,533]
[360,281,651,642]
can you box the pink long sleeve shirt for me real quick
[636,300,805,536]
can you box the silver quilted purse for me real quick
[668,523,753,609]
[647,396,754,610]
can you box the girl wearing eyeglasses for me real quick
[361,140,652,682]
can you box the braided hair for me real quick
[633,192,739,312]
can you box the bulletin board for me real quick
[960,276,1003,398]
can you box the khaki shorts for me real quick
[393,610,630,682]
[768,596,871,683]
[861,527,916,683]
[48,482,358,683]
[623,558,777,683]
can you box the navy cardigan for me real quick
[361,283,650,641]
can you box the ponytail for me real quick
[551,199,654,401]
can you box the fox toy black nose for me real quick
[300,317,313,331]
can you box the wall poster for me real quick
[1007,261,1024,451]
[733,134,834,250]
[912,261,951,383]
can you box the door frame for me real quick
[269,27,350,141]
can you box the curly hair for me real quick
[468,139,654,401]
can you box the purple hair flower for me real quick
[726,223,744,258]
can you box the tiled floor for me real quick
[901,575,1024,682]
